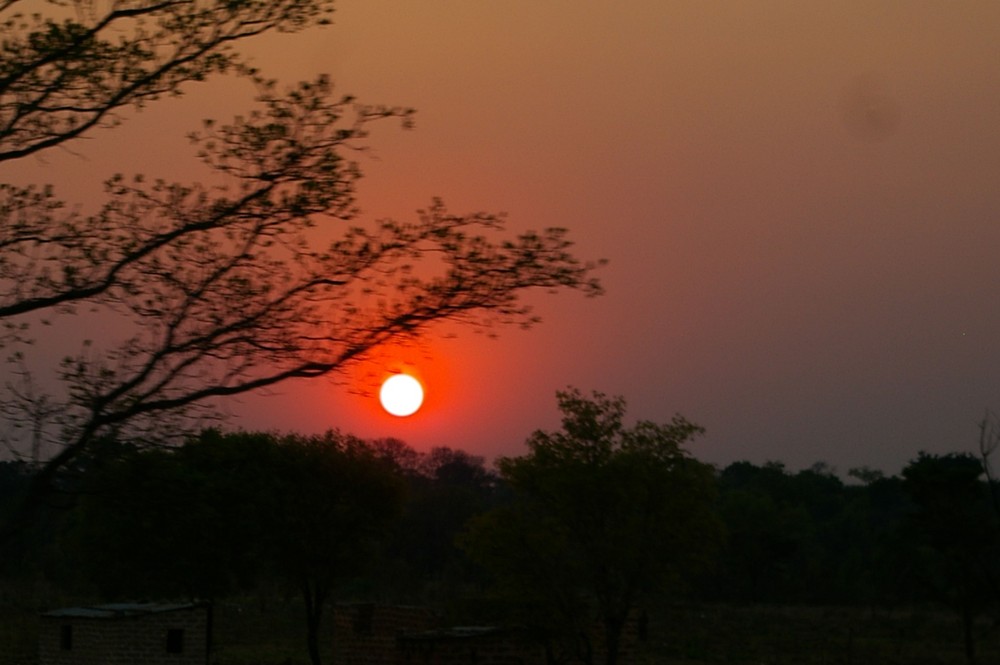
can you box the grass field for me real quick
[649,603,1000,665]
[3,597,999,664]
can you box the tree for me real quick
[71,429,405,665]
[0,1,602,539]
[713,462,812,603]
[901,452,1000,665]
[977,411,1000,519]
[463,389,720,665]
[387,446,499,597]
[0,0,338,163]
[0,459,39,582]
[71,432,276,600]
[260,431,404,665]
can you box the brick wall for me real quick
[38,604,209,665]
[332,603,644,665]
[333,604,440,665]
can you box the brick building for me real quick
[39,602,211,665]
[333,604,440,665]
[397,626,544,665]
[333,603,643,665]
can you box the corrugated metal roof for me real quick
[42,602,202,619]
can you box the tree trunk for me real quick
[962,603,976,665]
[603,614,625,665]
[302,580,329,665]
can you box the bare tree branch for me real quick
[978,410,1000,520]
[0,0,336,161]
[0,5,603,544]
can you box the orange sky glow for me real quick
[9,1,1000,474]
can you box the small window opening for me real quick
[166,628,184,654]
[59,624,73,650]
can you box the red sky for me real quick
[11,1,1000,474]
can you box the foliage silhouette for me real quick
[463,388,719,665]
[901,452,1000,665]
[386,446,500,597]
[72,429,404,665]
[0,0,603,541]
[5,428,1000,662]
[709,460,916,608]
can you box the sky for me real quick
[11,1,1000,475]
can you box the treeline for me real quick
[2,391,1000,665]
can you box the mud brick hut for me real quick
[333,603,440,665]
[333,603,643,665]
[39,602,211,665]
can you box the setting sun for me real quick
[379,374,424,417]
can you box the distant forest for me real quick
[2,397,1000,665]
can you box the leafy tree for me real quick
[261,431,404,665]
[713,470,808,602]
[463,389,720,665]
[387,446,499,598]
[0,461,30,526]
[711,461,917,608]
[0,0,336,163]
[0,460,35,582]
[833,470,911,609]
[712,461,859,604]
[72,429,404,665]
[0,1,602,540]
[72,433,275,600]
[900,452,1000,665]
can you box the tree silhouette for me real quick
[72,429,404,665]
[464,389,719,665]
[901,452,1000,665]
[0,1,602,540]
[0,0,335,163]
[390,447,499,594]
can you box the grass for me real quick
[211,598,315,665]
[3,596,1000,664]
[646,603,1000,665]
[0,607,36,665]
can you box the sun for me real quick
[379,373,424,417]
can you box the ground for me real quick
[3,596,999,664]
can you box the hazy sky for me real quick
[14,1,1000,474]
